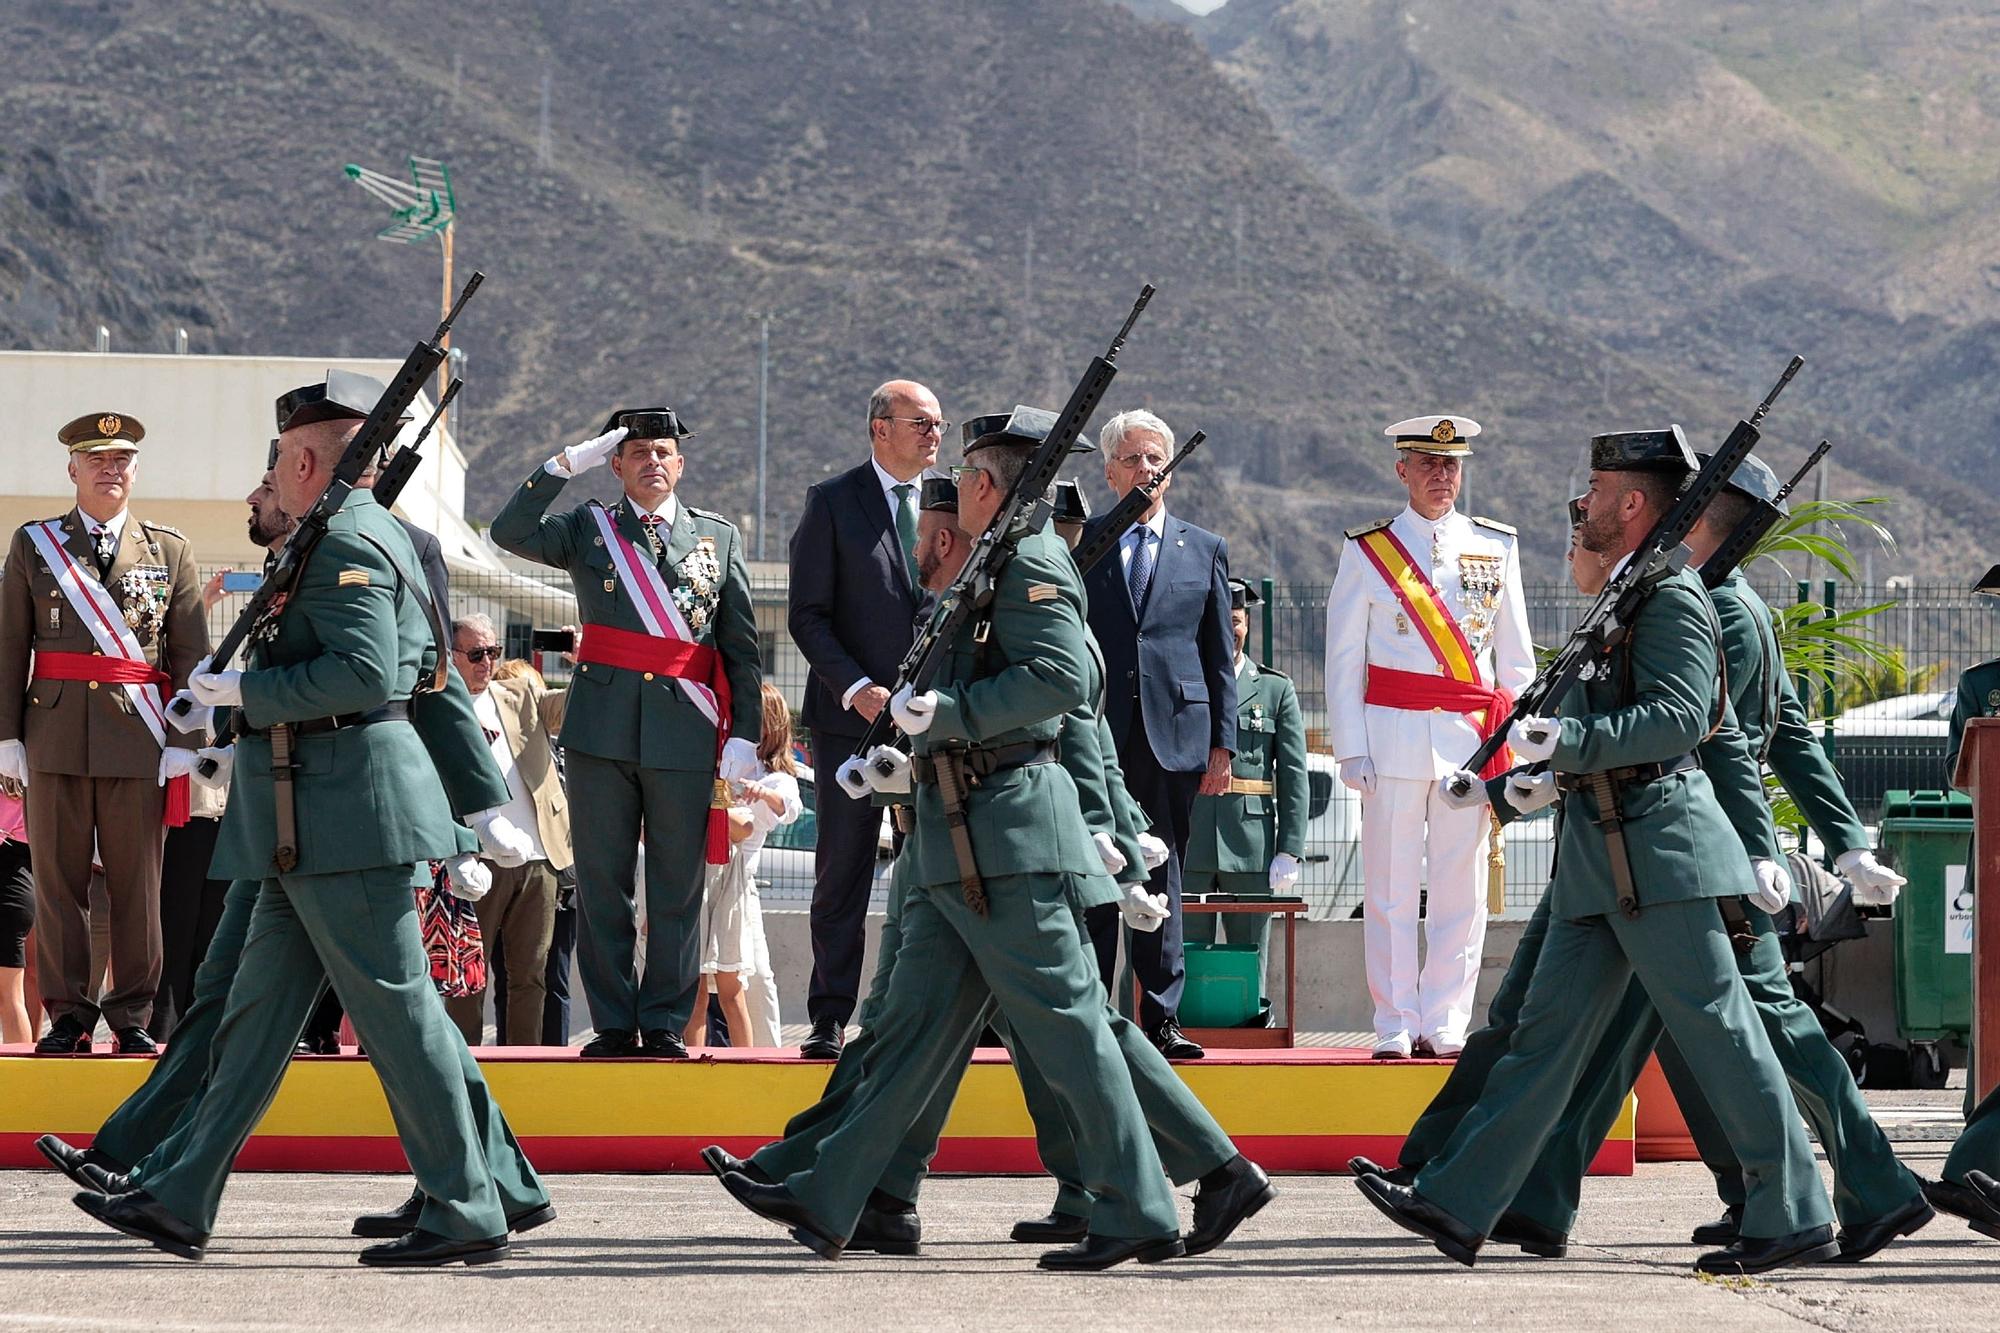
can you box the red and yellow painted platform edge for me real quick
[0,1044,1640,1174]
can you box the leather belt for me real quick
[264,700,411,738]
[1224,777,1274,796]
[911,740,1059,786]
[1555,752,1696,793]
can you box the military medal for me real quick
[672,535,723,635]
[1988,689,2000,715]
[1395,610,1410,636]
[1457,553,1503,654]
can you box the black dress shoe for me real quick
[1694,1224,1839,1274]
[1011,1209,1089,1243]
[719,1171,844,1259]
[579,1028,640,1058]
[1923,1175,2000,1239]
[1347,1154,1418,1187]
[358,1228,508,1267]
[701,1144,773,1186]
[1828,1193,1934,1262]
[78,1163,134,1195]
[35,1134,128,1189]
[1184,1155,1276,1257]
[351,1186,556,1238]
[1689,1206,1742,1246]
[1491,1210,1568,1258]
[114,1027,158,1055]
[35,1014,92,1054]
[72,1188,207,1260]
[641,1028,689,1059]
[1037,1233,1184,1271]
[799,1016,844,1060]
[849,1192,921,1256]
[1150,1018,1205,1061]
[1355,1174,1483,1267]
[1966,1172,2000,1239]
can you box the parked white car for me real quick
[756,764,897,906]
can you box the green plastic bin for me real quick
[1181,942,1262,1028]
[1880,789,1974,1044]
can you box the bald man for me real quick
[786,380,940,1057]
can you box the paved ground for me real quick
[4,1144,1994,1331]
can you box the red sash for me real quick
[29,652,190,825]
[1364,667,1517,781]
[577,622,735,862]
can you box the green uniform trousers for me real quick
[1412,898,1832,1241]
[92,878,260,1169]
[565,753,711,1033]
[135,864,543,1240]
[1182,871,1274,983]
[1944,1081,2000,1183]
[779,874,1181,1242]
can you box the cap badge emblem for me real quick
[1431,419,1456,444]
[98,414,122,437]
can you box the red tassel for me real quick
[163,774,191,828]
[705,807,729,866]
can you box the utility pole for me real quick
[754,313,772,560]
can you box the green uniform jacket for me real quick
[1713,573,1868,856]
[906,526,1099,889]
[1058,629,1146,909]
[1947,659,2000,791]
[1186,659,1308,876]
[1537,568,1760,919]
[212,491,465,879]
[489,470,761,769]
[412,670,512,822]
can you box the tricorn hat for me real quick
[276,369,408,432]
[1228,577,1263,611]
[1975,564,2000,599]
[1590,425,1696,474]
[59,411,145,453]
[1052,479,1091,524]
[601,407,695,441]
[918,475,958,513]
[961,405,1094,456]
[1567,494,1587,528]
[1694,451,1785,510]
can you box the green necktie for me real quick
[892,483,920,589]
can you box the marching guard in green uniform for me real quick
[68,398,550,1266]
[1183,578,1308,993]
[1355,427,1836,1275]
[491,409,763,1058]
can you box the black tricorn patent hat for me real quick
[1589,424,1696,474]
[276,369,408,432]
[601,407,695,440]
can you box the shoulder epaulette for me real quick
[1344,517,1393,540]
[688,506,734,526]
[1470,516,1517,536]
[1257,662,1289,680]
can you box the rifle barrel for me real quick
[1749,354,1805,427]
[1772,439,1830,505]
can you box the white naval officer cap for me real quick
[1385,414,1480,457]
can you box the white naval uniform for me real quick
[1324,504,1533,1051]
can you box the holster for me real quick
[931,751,987,917]
[270,722,300,873]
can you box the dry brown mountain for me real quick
[1,0,1990,582]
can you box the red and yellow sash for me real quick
[1354,527,1514,780]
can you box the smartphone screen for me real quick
[220,571,263,594]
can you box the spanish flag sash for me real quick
[1353,526,1515,780]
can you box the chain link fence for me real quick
[194,565,1993,920]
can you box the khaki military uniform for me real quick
[0,510,206,1029]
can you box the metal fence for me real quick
[195,568,1993,919]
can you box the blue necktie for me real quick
[1128,527,1156,614]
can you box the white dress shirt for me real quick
[470,686,548,863]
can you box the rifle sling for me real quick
[271,722,300,874]
[931,752,987,916]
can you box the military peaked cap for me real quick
[59,411,145,452]
[1385,414,1480,457]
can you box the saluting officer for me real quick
[1325,414,1532,1059]
[490,409,762,1059]
[0,412,208,1054]
[1184,578,1308,994]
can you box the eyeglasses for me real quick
[878,416,951,436]
[1111,453,1168,471]
[949,464,990,485]
[457,646,503,663]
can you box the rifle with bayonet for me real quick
[170,272,484,722]
[1699,439,1830,589]
[1446,353,1805,798]
[1070,428,1207,574]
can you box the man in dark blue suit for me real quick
[786,380,940,1058]
[1079,409,1236,1060]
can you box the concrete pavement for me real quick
[3,1144,1993,1331]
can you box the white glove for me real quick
[187,655,244,708]
[890,685,937,736]
[1269,852,1301,892]
[547,425,627,476]
[835,755,872,800]
[863,744,912,795]
[158,748,200,786]
[0,739,26,788]
[1337,756,1377,796]
[191,745,233,792]
[1508,715,1559,764]
[1837,848,1906,907]
[165,694,213,735]
[469,808,535,868]
[718,736,760,784]
[446,853,493,902]
[1503,770,1559,815]
[1118,883,1171,933]
[1136,831,1170,870]
[1094,831,1129,877]
[1750,857,1793,914]
[1438,770,1488,811]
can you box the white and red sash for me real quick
[25,521,189,822]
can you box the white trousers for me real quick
[1360,774,1489,1046]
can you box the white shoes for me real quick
[1372,1033,1413,1061]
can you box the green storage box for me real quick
[1181,942,1262,1028]
[1880,789,1974,1044]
